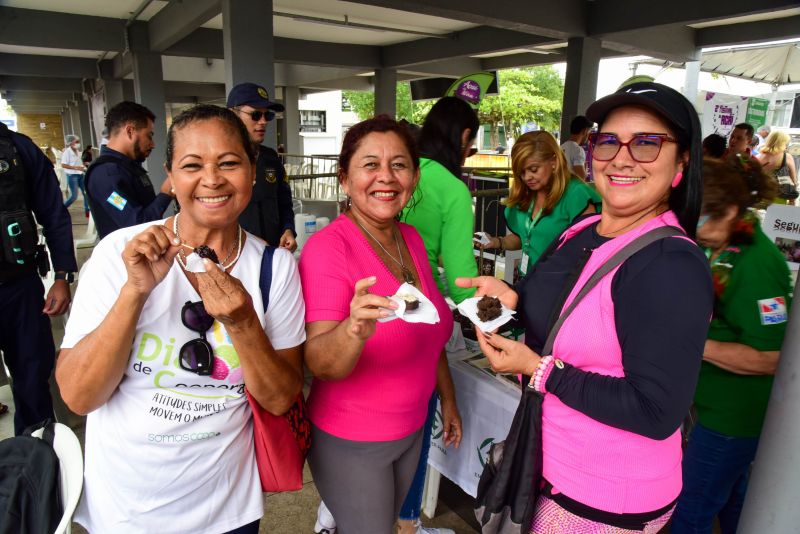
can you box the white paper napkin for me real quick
[473,231,492,246]
[182,252,207,273]
[456,296,516,333]
[378,282,440,324]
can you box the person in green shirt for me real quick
[480,130,601,274]
[672,156,792,534]
[401,96,479,306]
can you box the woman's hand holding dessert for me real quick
[456,275,518,311]
[347,276,398,340]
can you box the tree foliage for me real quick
[343,83,433,124]
[478,67,564,147]
[343,66,564,147]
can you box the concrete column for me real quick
[282,85,301,155]
[375,68,397,118]
[68,104,81,139]
[129,22,167,189]
[683,60,701,108]
[560,37,601,141]
[738,275,800,532]
[103,79,125,108]
[222,0,277,144]
[76,98,92,149]
[61,109,73,140]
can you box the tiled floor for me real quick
[1,200,481,533]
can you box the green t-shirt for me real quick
[504,177,601,272]
[694,221,792,437]
[400,158,477,304]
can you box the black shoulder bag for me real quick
[474,225,682,534]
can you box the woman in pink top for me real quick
[299,116,458,534]
[458,82,713,532]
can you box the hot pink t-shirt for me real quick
[299,214,453,441]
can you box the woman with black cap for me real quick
[457,82,714,532]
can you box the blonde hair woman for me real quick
[480,131,601,274]
[757,131,797,189]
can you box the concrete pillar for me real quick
[375,68,397,118]
[222,0,277,144]
[103,79,125,109]
[560,37,601,141]
[738,275,800,532]
[683,60,701,108]
[68,104,81,139]
[61,109,73,141]
[282,86,301,155]
[129,21,167,189]
[76,98,92,149]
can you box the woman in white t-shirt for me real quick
[57,105,306,534]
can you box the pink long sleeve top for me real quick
[298,214,453,442]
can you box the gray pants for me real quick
[309,424,424,534]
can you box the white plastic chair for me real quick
[31,422,84,534]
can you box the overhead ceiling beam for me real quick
[398,57,484,78]
[148,0,220,52]
[0,53,98,78]
[344,0,586,38]
[588,0,800,36]
[166,28,382,69]
[382,26,558,68]
[697,14,800,48]
[0,76,83,92]
[3,90,78,102]
[0,7,125,51]
[601,25,700,62]
[10,106,67,114]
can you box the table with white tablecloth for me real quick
[422,343,521,515]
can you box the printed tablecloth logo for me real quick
[431,408,444,440]
[477,437,495,468]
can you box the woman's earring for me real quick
[671,171,683,188]
[252,179,256,186]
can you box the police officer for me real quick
[227,83,297,251]
[85,101,174,239]
[0,121,77,435]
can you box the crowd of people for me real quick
[0,77,795,534]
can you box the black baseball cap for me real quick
[226,83,285,112]
[586,81,695,136]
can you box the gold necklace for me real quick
[354,218,416,285]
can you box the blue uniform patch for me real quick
[107,191,128,211]
[758,297,788,325]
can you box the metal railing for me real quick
[282,153,341,200]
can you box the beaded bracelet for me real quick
[531,355,554,393]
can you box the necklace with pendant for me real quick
[354,218,416,285]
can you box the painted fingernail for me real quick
[173,238,180,245]
[379,309,390,317]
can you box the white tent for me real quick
[701,41,800,86]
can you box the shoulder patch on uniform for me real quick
[107,191,128,211]
[758,297,787,325]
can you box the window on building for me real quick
[300,110,326,132]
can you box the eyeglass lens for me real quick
[180,301,216,375]
[180,339,215,375]
[592,134,667,163]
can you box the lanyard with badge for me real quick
[518,203,542,276]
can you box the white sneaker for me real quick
[314,501,336,534]
[414,520,455,534]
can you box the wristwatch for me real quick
[54,271,75,284]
